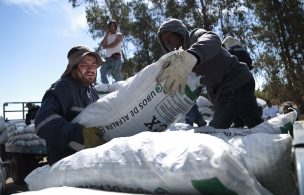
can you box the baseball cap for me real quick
[107,20,117,27]
[62,45,104,76]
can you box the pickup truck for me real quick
[1,102,47,185]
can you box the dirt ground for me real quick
[4,178,28,195]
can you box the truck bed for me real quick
[5,143,46,154]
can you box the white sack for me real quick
[196,96,212,107]
[195,111,297,136]
[0,130,8,144]
[229,133,296,195]
[193,113,297,195]
[197,126,297,195]
[13,186,145,195]
[73,51,202,141]
[6,123,45,147]
[251,111,297,134]
[95,81,125,93]
[0,117,6,134]
[25,131,271,195]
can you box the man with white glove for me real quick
[157,18,263,129]
[156,50,197,95]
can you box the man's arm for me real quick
[101,31,109,48]
[187,28,222,65]
[103,33,123,49]
[35,88,83,152]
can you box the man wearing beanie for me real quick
[35,45,105,165]
[156,18,263,129]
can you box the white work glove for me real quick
[156,50,197,95]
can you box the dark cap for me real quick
[107,20,117,28]
[25,102,34,108]
[62,45,104,76]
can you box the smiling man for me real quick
[35,45,106,165]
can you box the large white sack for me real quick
[198,106,214,116]
[0,117,6,134]
[251,111,297,134]
[12,186,141,195]
[194,111,297,136]
[196,96,212,107]
[73,51,202,141]
[194,124,297,195]
[25,131,271,195]
[229,133,296,195]
[95,81,125,93]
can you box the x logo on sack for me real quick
[144,115,161,130]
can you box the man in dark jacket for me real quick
[222,36,253,128]
[35,45,105,165]
[25,102,40,125]
[156,18,263,129]
[222,36,253,70]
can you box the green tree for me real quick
[68,0,304,113]
[248,0,304,112]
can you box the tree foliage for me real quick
[68,0,304,113]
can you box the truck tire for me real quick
[11,155,38,185]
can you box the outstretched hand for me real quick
[156,50,197,95]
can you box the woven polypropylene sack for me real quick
[73,51,202,141]
[25,131,271,195]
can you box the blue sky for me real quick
[0,0,266,120]
[0,0,101,118]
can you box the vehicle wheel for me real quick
[11,155,38,185]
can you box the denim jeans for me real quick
[100,56,122,83]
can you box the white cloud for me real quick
[3,0,57,6]
[3,0,90,37]
[53,4,90,38]
[2,0,59,15]
[64,5,88,32]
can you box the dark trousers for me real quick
[185,105,207,127]
[209,79,263,129]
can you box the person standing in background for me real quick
[262,100,279,121]
[222,36,253,70]
[222,36,254,128]
[100,20,123,83]
[25,102,40,125]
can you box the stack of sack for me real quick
[0,117,8,144]
[95,81,125,98]
[22,49,298,195]
[26,131,271,195]
[25,111,297,195]
[6,120,45,147]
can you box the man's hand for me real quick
[68,127,105,152]
[82,127,105,148]
[156,50,197,95]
